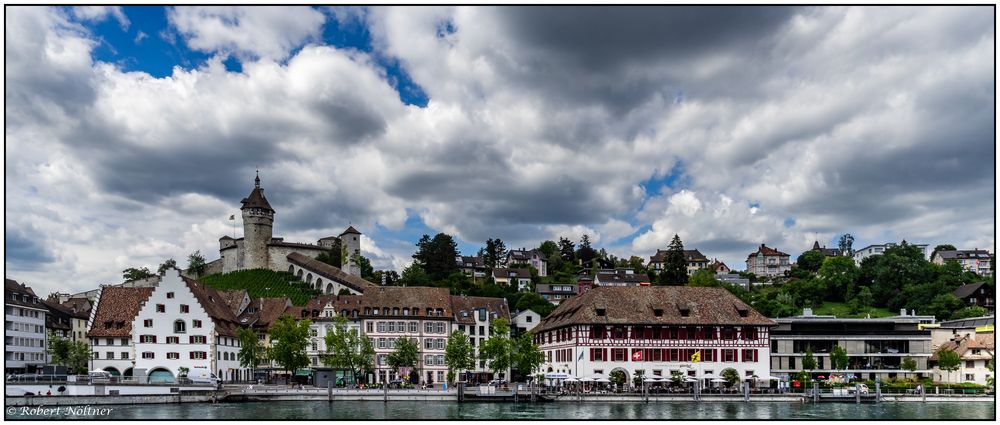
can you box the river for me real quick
[5,400,995,420]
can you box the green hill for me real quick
[199,269,318,306]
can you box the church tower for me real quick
[339,225,362,276]
[241,172,274,270]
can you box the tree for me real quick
[789,278,826,308]
[721,367,740,388]
[802,347,817,371]
[444,330,476,384]
[632,369,646,388]
[157,259,177,276]
[387,337,420,383]
[322,316,375,385]
[931,244,957,260]
[922,294,965,321]
[796,250,826,274]
[237,326,265,383]
[558,237,576,262]
[479,318,514,380]
[351,252,375,281]
[269,315,311,384]
[511,332,544,380]
[817,256,859,301]
[660,234,688,286]
[937,348,961,383]
[609,369,627,389]
[413,233,460,281]
[537,240,559,259]
[838,233,855,257]
[316,238,343,267]
[986,358,994,389]
[399,263,431,287]
[687,269,720,287]
[830,345,849,371]
[481,238,508,269]
[901,356,917,380]
[511,292,555,317]
[46,333,88,373]
[952,305,989,320]
[187,250,208,277]
[576,234,597,265]
[122,267,154,282]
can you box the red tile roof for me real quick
[534,286,775,333]
[747,244,789,259]
[88,286,155,337]
[286,252,377,293]
[451,295,510,325]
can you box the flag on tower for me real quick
[229,214,235,220]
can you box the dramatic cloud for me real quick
[4,6,994,297]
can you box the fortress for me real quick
[217,173,363,278]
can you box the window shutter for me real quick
[153,336,157,343]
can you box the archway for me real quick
[297,270,304,279]
[609,368,630,391]
[316,278,323,291]
[326,283,334,294]
[288,265,295,273]
[306,273,313,284]
[147,368,175,384]
[123,368,133,378]
[103,367,120,376]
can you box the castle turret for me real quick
[340,225,362,276]
[241,172,274,270]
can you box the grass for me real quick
[810,301,895,318]
[199,269,318,306]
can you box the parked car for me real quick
[181,369,219,386]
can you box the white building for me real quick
[5,279,48,374]
[492,268,531,291]
[930,249,993,277]
[534,286,775,387]
[451,295,511,382]
[745,244,791,278]
[930,316,995,385]
[88,269,247,383]
[296,295,364,369]
[853,242,929,264]
[512,309,541,335]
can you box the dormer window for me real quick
[596,309,606,317]
[653,309,663,317]
[679,308,690,317]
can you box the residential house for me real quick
[853,242,929,264]
[451,295,511,382]
[534,286,775,386]
[492,268,532,291]
[745,244,791,278]
[456,255,488,279]
[709,259,731,274]
[296,295,363,371]
[42,300,74,365]
[577,275,595,295]
[512,309,541,336]
[648,250,710,275]
[504,249,548,277]
[594,269,650,287]
[931,250,993,277]
[5,279,48,374]
[536,284,579,305]
[361,287,453,385]
[810,241,842,257]
[930,334,994,385]
[770,309,934,381]
[951,283,995,315]
[87,286,155,379]
[59,298,93,344]
[716,274,751,291]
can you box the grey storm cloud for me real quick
[6,227,56,270]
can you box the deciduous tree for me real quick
[937,348,961,382]
[387,337,420,382]
[269,315,311,384]
[187,250,208,277]
[122,267,154,281]
[479,318,514,380]
[322,316,374,385]
[237,327,265,382]
[444,330,476,384]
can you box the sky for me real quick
[5,5,996,297]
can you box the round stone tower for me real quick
[241,172,275,270]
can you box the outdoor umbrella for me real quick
[579,377,595,382]
[710,378,727,383]
[684,377,698,383]
[701,373,720,380]
[596,377,611,383]
[643,377,663,382]
[756,376,781,381]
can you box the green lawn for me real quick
[811,301,895,318]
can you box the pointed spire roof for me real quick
[240,172,274,212]
[340,225,361,236]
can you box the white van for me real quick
[88,370,112,381]
[183,369,219,386]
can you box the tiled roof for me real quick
[595,271,647,284]
[811,241,841,257]
[182,277,243,337]
[88,286,155,337]
[268,240,325,250]
[299,294,364,321]
[286,252,377,293]
[240,186,274,212]
[340,226,361,235]
[649,249,709,263]
[934,249,992,260]
[43,300,73,331]
[747,244,789,259]
[361,287,453,319]
[533,286,775,333]
[932,335,993,360]
[451,295,510,325]
[508,249,546,261]
[218,289,249,316]
[952,282,988,300]
[458,256,486,268]
[238,297,294,329]
[493,268,531,279]
[60,298,92,319]
[4,279,44,310]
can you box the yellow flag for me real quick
[691,351,701,363]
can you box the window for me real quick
[140,335,156,343]
[965,374,975,381]
[378,322,387,333]
[190,351,207,360]
[436,339,445,350]
[156,304,165,313]
[723,349,736,362]
[166,352,180,360]
[596,308,606,317]
[166,336,179,344]
[590,348,607,361]
[409,322,418,333]
[180,304,190,313]
[478,326,484,336]
[193,320,202,328]
[120,352,129,359]
[144,319,153,327]
[436,322,445,333]
[425,339,434,350]
[526,316,533,323]
[388,322,396,333]
[166,292,174,299]
[612,348,626,362]
[742,349,757,362]
[425,354,434,365]
[142,352,154,359]
[174,320,186,333]
[966,361,976,368]
[397,321,406,333]
[93,352,99,360]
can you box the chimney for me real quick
[910,309,915,316]
[900,308,907,316]
[803,308,813,317]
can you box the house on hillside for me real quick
[493,268,532,291]
[503,249,548,277]
[951,282,995,315]
[745,244,790,278]
[648,249,710,275]
[931,249,993,277]
[810,241,842,257]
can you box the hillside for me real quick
[199,269,318,306]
